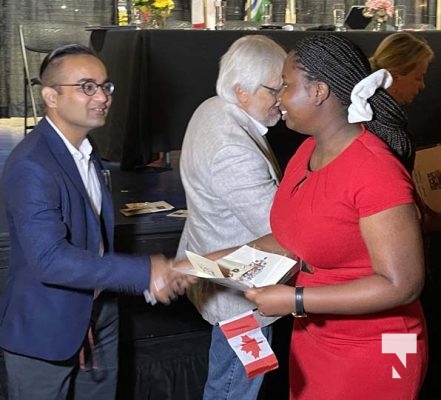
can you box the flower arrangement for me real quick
[363,0,394,23]
[133,0,175,16]
[132,0,175,28]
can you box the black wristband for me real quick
[293,286,307,318]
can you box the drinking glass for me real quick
[215,0,227,30]
[394,5,406,31]
[333,3,345,31]
[261,3,273,25]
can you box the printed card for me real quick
[120,200,174,216]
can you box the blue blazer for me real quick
[0,118,150,361]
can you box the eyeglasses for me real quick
[260,84,285,96]
[52,80,115,96]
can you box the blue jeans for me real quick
[203,324,272,400]
[4,297,118,400]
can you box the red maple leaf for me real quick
[240,334,263,358]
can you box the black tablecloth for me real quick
[117,330,211,400]
[111,161,186,240]
[109,162,212,400]
[109,157,210,339]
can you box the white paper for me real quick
[167,209,188,218]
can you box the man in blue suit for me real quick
[0,44,189,399]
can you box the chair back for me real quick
[20,21,91,53]
[18,21,91,134]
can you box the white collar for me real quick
[46,116,93,161]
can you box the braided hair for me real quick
[288,34,414,172]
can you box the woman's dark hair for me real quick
[39,44,95,84]
[288,34,414,172]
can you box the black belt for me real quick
[299,259,314,274]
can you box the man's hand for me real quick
[148,254,196,304]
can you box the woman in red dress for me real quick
[245,34,427,399]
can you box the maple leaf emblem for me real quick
[240,334,263,358]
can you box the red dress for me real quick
[270,127,427,400]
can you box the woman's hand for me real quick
[245,284,295,317]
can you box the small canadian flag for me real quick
[219,310,279,379]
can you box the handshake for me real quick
[145,255,197,305]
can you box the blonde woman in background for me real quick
[371,33,441,232]
[370,32,434,106]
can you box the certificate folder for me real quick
[413,144,441,213]
[179,245,298,291]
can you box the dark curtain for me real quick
[0,0,114,118]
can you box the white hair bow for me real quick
[347,69,393,123]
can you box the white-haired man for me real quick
[176,35,286,399]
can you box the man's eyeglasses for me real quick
[51,80,115,96]
[260,84,285,96]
